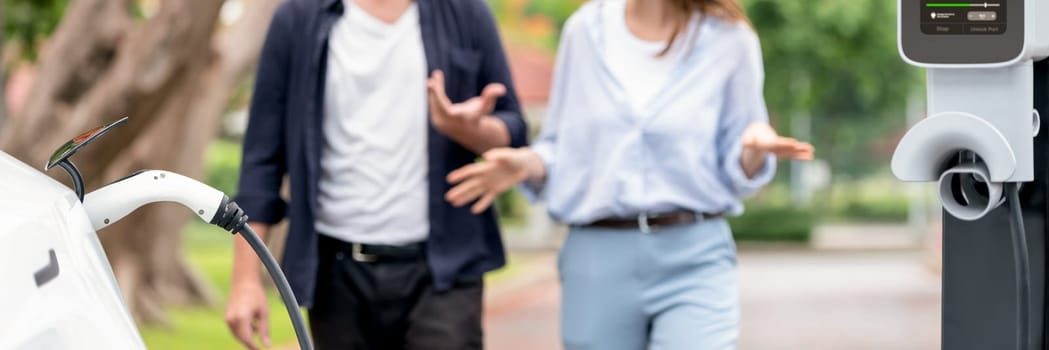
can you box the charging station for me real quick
[895,0,1049,348]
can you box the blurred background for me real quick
[0,0,940,349]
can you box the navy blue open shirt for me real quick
[235,0,527,307]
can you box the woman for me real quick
[446,0,813,348]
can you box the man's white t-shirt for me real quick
[315,1,430,245]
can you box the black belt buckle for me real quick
[351,243,378,262]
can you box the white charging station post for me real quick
[895,0,1049,348]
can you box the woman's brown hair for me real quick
[660,0,750,56]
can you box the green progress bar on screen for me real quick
[926,2,1001,7]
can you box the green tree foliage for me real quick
[5,0,69,60]
[523,0,583,34]
[746,0,922,177]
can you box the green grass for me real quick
[138,222,296,350]
[140,222,529,350]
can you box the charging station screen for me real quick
[921,1,1006,35]
[901,0,1021,64]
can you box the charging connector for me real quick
[81,170,313,350]
[210,196,249,233]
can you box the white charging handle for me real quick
[82,170,225,231]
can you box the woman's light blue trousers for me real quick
[560,219,739,350]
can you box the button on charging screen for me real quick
[921,1,1006,35]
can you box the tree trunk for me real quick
[0,0,279,325]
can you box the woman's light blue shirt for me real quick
[526,2,776,225]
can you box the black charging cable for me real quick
[211,197,314,350]
[1005,182,1030,350]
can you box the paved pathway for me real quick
[484,249,941,350]
[483,253,561,350]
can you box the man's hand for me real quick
[426,70,511,153]
[225,281,271,350]
[446,147,541,214]
[427,70,505,132]
[226,224,272,350]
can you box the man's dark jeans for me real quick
[308,235,483,350]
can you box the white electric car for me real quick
[0,118,311,350]
[0,149,144,349]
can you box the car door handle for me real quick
[34,249,60,288]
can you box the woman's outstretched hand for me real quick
[741,122,814,160]
[446,148,542,214]
[740,122,814,178]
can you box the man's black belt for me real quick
[322,235,425,262]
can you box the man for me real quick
[224,0,526,348]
